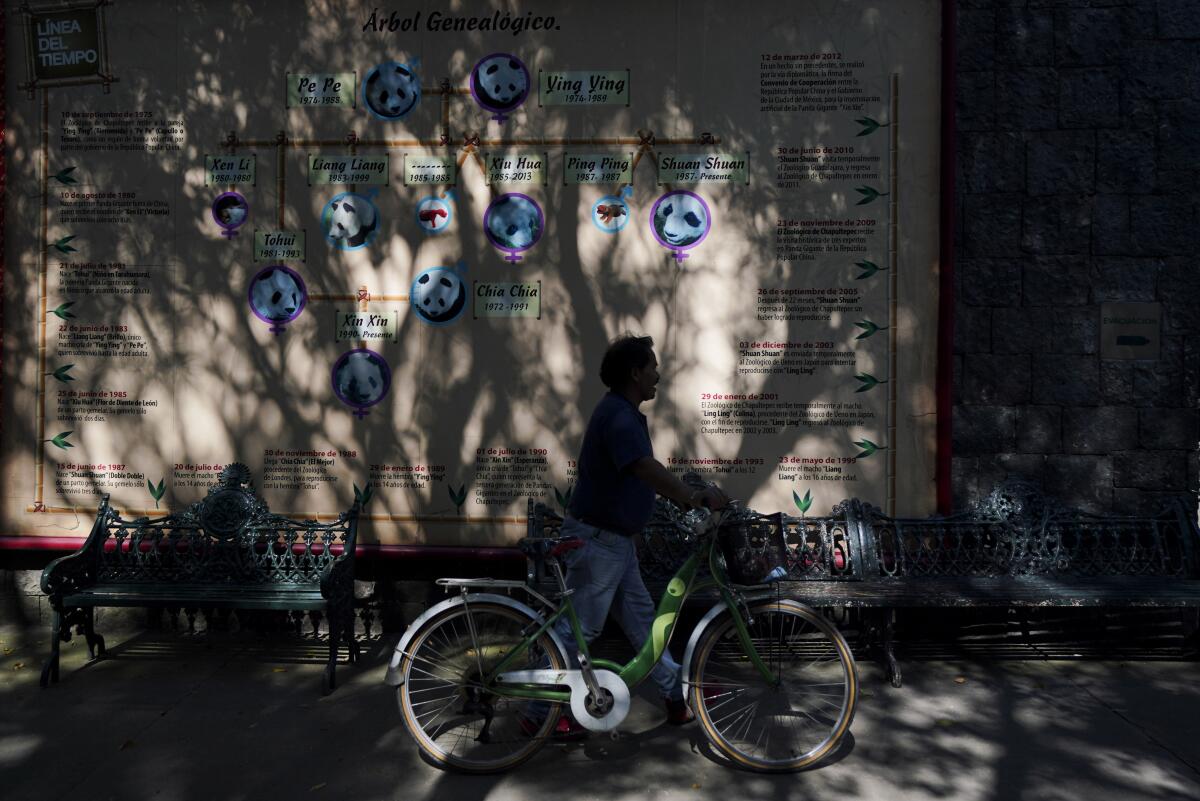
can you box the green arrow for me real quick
[793,488,813,515]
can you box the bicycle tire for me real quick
[398,601,567,773]
[689,599,857,771]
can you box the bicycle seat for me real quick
[517,536,585,560]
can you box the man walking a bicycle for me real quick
[540,334,729,731]
[389,334,857,772]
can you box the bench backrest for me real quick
[87,464,358,586]
[527,497,859,585]
[528,483,1200,583]
[856,483,1199,579]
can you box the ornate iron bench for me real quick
[40,463,361,693]
[526,482,1200,687]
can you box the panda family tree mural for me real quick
[1,0,944,546]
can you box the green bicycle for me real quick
[384,505,858,773]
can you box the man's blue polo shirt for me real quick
[567,391,655,536]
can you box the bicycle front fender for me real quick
[680,593,813,703]
[383,592,569,686]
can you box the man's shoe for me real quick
[665,697,695,725]
[519,714,589,740]
[554,714,590,739]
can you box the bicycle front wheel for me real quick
[398,602,567,773]
[690,599,857,771]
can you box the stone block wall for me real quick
[952,0,1200,514]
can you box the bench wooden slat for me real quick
[64,585,328,609]
[771,577,1200,608]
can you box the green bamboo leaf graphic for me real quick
[354,483,363,504]
[448,484,467,508]
[53,236,78,254]
[553,485,574,511]
[854,186,888,206]
[855,117,882,136]
[51,364,76,383]
[53,167,78,185]
[854,320,883,340]
[854,260,883,280]
[51,301,77,320]
[854,372,884,393]
[363,483,373,506]
[48,431,74,450]
[147,478,166,509]
[853,439,880,459]
[793,489,813,515]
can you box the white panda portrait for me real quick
[411,268,467,325]
[364,62,420,119]
[485,194,542,251]
[472,54,529,111]
[335,351,388,407]
[653,192,710,248]
[326,193,378,249]
[250,267,305,322]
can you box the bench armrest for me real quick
[319,502,360,602]
[41,495,113,597]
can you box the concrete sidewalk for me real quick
[1,625,1197,801]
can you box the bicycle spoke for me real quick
[416,694,461,727]
[399,603,567,772]
[693,604,856,770]
[408,690,461,708]
[711,696,759,728]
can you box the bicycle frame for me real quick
[479,528,779,704]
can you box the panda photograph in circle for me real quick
[469,53,530,121]
[322,192,379,250]
[650,190,712,261]
[410,266,468,326]
[484,193,543,262]
[331,349,391,418]
[248,265,307,333]
[363,61,420,120]
[211,192,248,239]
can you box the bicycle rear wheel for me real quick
[398,602,566,773]
[690,599,857,771]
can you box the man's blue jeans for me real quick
[549,516,683,700]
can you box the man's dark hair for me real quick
[599,335,655,389]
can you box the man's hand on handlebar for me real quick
[691,485,730,511]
